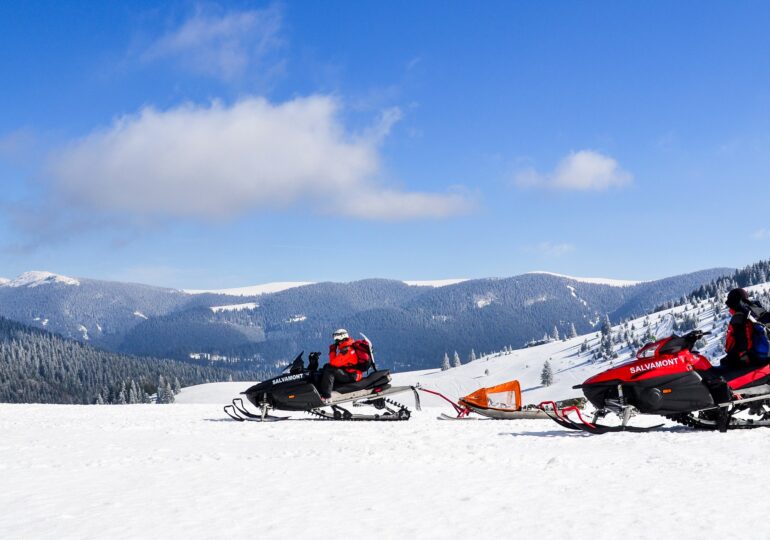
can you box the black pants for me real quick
[318,365,356,398]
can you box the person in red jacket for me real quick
[318,328,371,401]
[723,288,770,368]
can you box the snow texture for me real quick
[133,311,148,320]
[2,400,769,539]
[210,302,258,313]
[403,278,468,287]
[527,271,642,287]
[185,281,314,296]
[3,271,80,288]
[4,283,770,539]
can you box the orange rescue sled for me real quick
[423,380,547,420]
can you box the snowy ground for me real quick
[4,403,770,540]
[6,283,770,539]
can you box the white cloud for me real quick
[515,150,632,191]
[48,96,470,222]
[142,5,283,80]
[753,229,770,240]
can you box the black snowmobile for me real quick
[224,348,420,422]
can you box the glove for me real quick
[308,352,321,372]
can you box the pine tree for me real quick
[551,325,560,341]
[569,323,578,339]
[116,382,127,405]
[441,353,450,371]
[470,349,477,362]
[540,360,554,387]
[452,351,462,368]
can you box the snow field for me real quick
[3,404,770,540]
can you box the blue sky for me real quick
[1,1,769,288]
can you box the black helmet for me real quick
[726,288,749,311]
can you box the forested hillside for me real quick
[0,317,265,404]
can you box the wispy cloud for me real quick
[45,96,471,225]
[753,229,770,240]
[515,150,632,191]
[141,5,284,81]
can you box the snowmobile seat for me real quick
[334,370,391,394]
[706,362,770,389]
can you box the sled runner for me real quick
[539,330,770,434]
[224,349,421,422]
[422,380,547,420]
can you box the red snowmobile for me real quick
[540,330,770,433]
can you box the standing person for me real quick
[318,329,372,401]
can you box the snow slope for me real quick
[403,278,468,287]
[5,283,770,539]
[188,279,467,296]
[527,271,642,287]
[210,302,258,313]
[3,403,770,540]
[185,281,314,296]
[178,281,770,409]
[2,271,80,288]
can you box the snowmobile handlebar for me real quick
[682,330,710,342]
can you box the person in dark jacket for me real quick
[318,329,371,401]
[704,288,770,404]
[722,288,770,368]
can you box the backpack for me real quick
[752,323,770,359]
[351,340,373,371]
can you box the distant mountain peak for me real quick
[4,271,81,288]
[0,277,9,285]
[526,271,643,287]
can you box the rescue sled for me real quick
[422,380,547,420]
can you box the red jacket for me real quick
[329,338,371,381]
[725,310,753,365]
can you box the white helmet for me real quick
[332,328,349,342]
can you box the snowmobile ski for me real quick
[223,398,291,422]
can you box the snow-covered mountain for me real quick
[0,267,735,370]
[184,281,315,296]
[1,271,80,288]
[182,281,770,411]
[526,271,643,287]
[186,278,468,296]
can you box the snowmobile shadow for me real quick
[500,425,696,437]
[500,430,592,438]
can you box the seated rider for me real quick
[722,288,770,369]
[318,328,372,401]
[706,288,770,403]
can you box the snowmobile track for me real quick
[306,396,412,421]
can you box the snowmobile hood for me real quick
[243,372,313,395]
[581,348,712,387]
